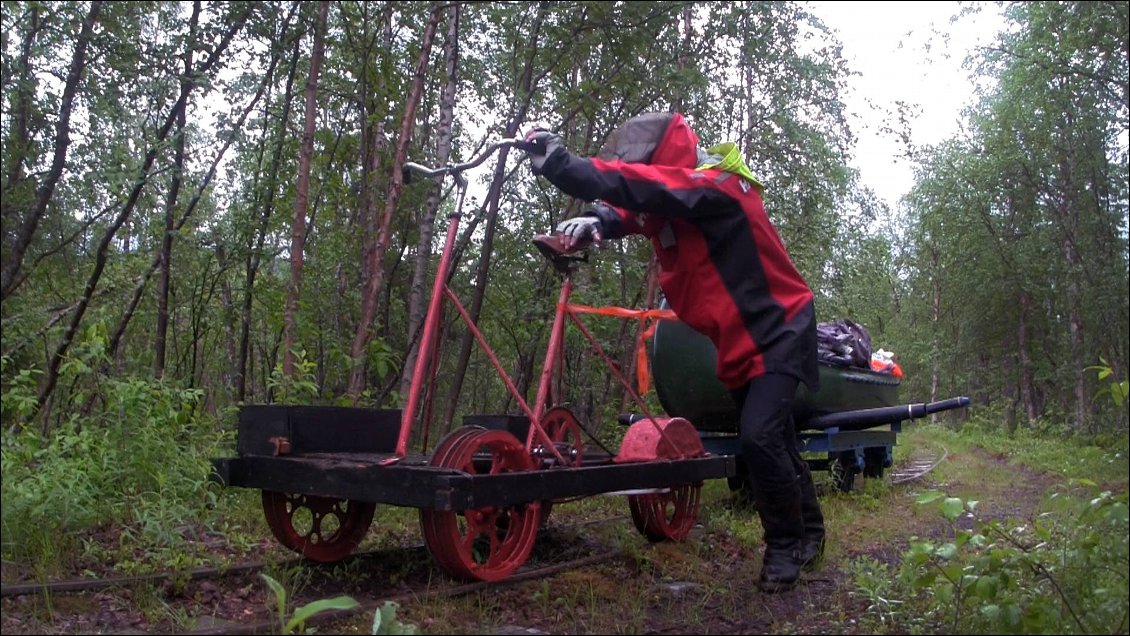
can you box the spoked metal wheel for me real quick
[420,426,541,581]
[628,482,702,542]
[535,407,586,527]
[261,491,376,562]
[538,406,586,468]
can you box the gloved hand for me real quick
[555,215,603,250]
[523,127,564,176]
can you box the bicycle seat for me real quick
[532,233,588,274]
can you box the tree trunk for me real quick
[438,142,522,430]
[439,4,551,429]
[282,0,329,376]
[2,5,42,194]
[508,266,555,413]
[238,37,301,402]
[1064,235,1088,432]
[348,2,444,401]
[105,31,283,363]
[35,8,252,420]
[1016,290,1039,423]
[155,1,201,379]
[928,244,942,423]
[1,1,102,301]
[400,1,460,402]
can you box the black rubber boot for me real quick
[797,464,826,571]
[754,484,805,593]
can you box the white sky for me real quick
[804,1,1007,209]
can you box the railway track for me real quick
[889,446,948,484]
[3,452,947,602]
[190,549,625,635]
[2,513,632,634]
[0,513,629,600]
[3,455,947,635]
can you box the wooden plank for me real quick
[211,453,735,511]
[236,405,402,455]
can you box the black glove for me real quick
[523,127,564,175]
[555,215,603,250]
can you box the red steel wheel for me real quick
[420,427,540,581]
[261,491,376,562]
[539,406,585,468]
[627,482,702,542]
[535,407,586,526]
[421,426,487,576]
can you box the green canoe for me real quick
[650,314,901,433]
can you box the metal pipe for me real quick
[804,396,970,431]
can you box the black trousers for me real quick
[729,373,806,493]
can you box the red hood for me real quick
[598,112,699,168]
[650,112,699,169]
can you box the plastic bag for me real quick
[817,319,872,369]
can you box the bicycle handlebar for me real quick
[402,137,542,182]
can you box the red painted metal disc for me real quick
[261,491,375,562]
[420,426,540,581]
[539,406,585,468]
[627,482,702,542]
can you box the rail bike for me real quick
[211,138,969,582]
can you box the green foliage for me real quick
[893,0,1129,434]
[0,355,42,428]
[371,600,419,635]
[854,487,1129,634]
[367,338,401,381]
[1087,358,1128,409]
[935,417,1130,486]
[0,0,1123,441]
[848,557,907,630]
[0,7,1126,632]
[267,348,320,404]
[257,574,419,635]
[0,358,229,574]
[260,572,360,635]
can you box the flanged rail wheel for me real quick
[538,406,585,468]
[832,450,860,492]
[261,491,376,562]
[535,407,586,527]
[628,482,702,542]
[420,426,540,581]
[862,446,889,479]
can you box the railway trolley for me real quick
[211,138,968,582]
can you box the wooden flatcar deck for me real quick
[210,404,733,511]
[212,451,733,511]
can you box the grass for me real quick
[844,421,1129,635]
[3,409,1127,635]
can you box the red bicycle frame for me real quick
[388,140,693,464]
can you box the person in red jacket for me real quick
[524,112,824,593]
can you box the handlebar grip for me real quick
[514,139,545,155]
[402,167,413,185]
[618,413,645,426]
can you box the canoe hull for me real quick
[650,316,900,432]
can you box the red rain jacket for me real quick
[538,113,818,390]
